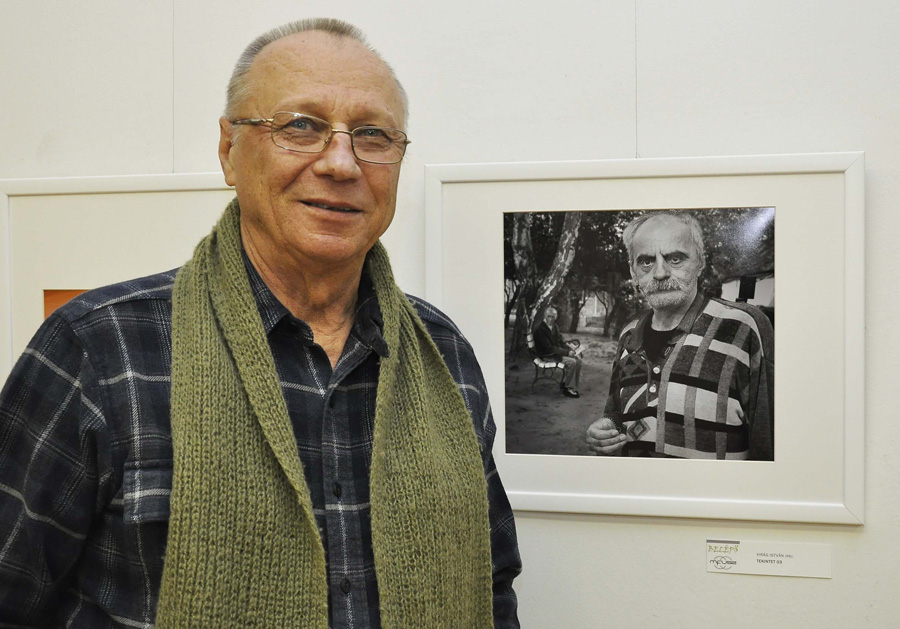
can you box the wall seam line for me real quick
[172,0,176,174]
[634,0,639,159]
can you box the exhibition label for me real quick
[706,539,831,578]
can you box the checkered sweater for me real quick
[604,293,774,460]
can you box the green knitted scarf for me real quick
[155,200,493,627]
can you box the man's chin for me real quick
[645,290,689,309]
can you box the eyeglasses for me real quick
[229,112,410,164]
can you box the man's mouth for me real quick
[304,201,361,213]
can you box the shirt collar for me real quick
[243,252,292,335]
[353,272,390,358]
[242,251,390,357]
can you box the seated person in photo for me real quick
[533,306,583,398]
[585,211,774,460]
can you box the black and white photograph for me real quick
[504,207,776,460]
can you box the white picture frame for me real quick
[0,174,234,381]
[424,152,864,524]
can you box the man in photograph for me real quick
[533,306,583,398]
[0,18,520,627]
[585,211,774,460]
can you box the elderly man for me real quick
[0,19,520,627]
[533,306,582,397]
[586,211,774,460]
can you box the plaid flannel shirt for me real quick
[604,292,774,460]
[0,259,521,628]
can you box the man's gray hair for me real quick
[622,211,706,267]
[224,18,409,126]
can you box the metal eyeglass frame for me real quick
[229,111,410,165]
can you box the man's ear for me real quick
[218,117,237,187]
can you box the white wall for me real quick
[2,1,897,626]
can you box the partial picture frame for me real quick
[0,174,235,381]
[424,153,864,524]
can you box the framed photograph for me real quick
[424,153,864,524]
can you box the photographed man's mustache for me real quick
[642,278,687,293]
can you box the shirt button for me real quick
[649,385,657,393]
[332,482,342,498]
[653,366,661,374]
[341,578,352,594]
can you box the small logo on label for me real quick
[710,556,737,570]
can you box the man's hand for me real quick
[585,417,627,456]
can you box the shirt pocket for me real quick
[121,460,171,575]
[123,459,172,524]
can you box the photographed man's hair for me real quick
[224,17,409,125]
[622,211,706,268]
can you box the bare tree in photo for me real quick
[507,212,582,358]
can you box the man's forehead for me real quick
[255,31,379,71]
[245,31,403,122]
[633,216,695,252]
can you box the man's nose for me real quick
[313,130,362,180]
[652,257,669,280]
